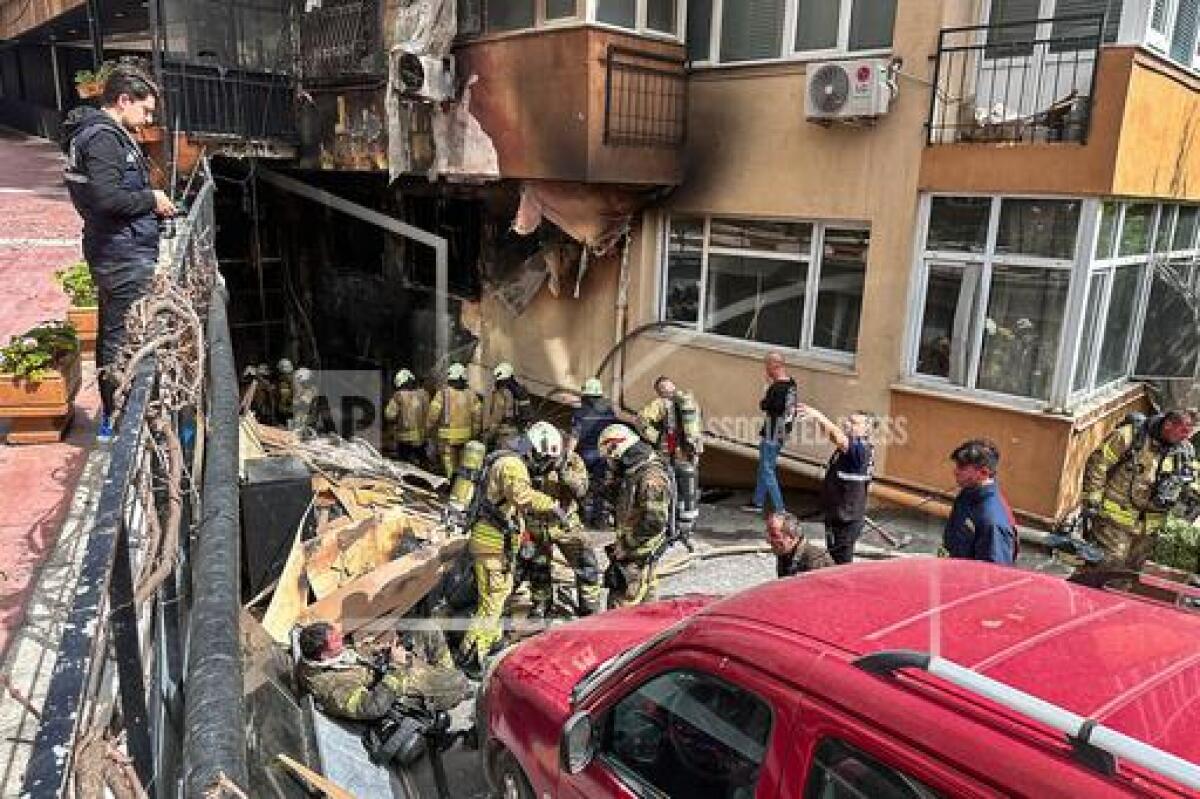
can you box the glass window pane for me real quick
[927,197,991,253]
[705,254,806,347]
[687,0,713,60]
[596,0,636,27]
[996,199,1081,260]
[1155,206,1175,255]
[1120,204,1156,256]
[805,739,942,799]
[720,0,786,62]
[849,0,897,50]
[603,671,772,798]
[1136,261,1200,378]
[794,0,839,52]
[1174,206,1199,251]
[664,218,703,324]
[487,0,536,31]
[647,0,677,33]
[916,263,979,384]
[545,0,578,20]
[710,218,812,255]
[1073,272,1107,392]
[813,228,869,352]
[1096,264,1143,385]
[1096,201,1119,260]
[977,266,1070,400]
[986,0,1039,58]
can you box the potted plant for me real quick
[74,61,115,100]
[0,322,82,444]
[55,261,99,357]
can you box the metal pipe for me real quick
[182,287,249,795]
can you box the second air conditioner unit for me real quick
[396,50,456,102]
[805,59,893,123]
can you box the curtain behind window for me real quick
[721,0,786,62]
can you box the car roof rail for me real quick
[854,649,1200,792]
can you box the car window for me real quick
[600,669,773,799]
[804,739,941,799]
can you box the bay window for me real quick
[689,0,897,64]
[661,216,869,357]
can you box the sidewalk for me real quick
[0,128,104,792]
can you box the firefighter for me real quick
[275,358,295,424]
[567,377,619,526]
[295,621,468,723]
[291,367,318,432]
[597,424,673,609]
[524,421,601,619]
[1075,410,1200,585]
[457,430,567,675]
[385,368,430,466]
[242,365,276,423]
[484,362,533,447]
[427,362,483,478]
[636,376,703,538]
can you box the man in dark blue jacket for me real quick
[943,439,1018,565]
[567,378,619,526]
[61,68,176,440]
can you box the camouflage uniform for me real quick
[637,397,675,458]
[528,451,601,617]
[459,452,562,664]
[607,453,672,609]
[385,386,430,463]
[1079,421,1200,576]
[428,385,483,477]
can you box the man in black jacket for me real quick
[62,68,176,440]
[744,352,798,514]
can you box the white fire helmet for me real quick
[447,362,468,382]
[527,421,563,462]
[493,362,514,381]
[395,368,415,388]
[597,424,639,460]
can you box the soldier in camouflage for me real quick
[525,422,601,619]
[597,424,673,609]
[1077,410,1199,583]
[295,621,468,722]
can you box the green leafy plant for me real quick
[0,321,80,381]
[1154,517,1200,574]
[55,261,98,307]
[74,69,95,86]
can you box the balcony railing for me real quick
[299,0,383,85]
[161,61,297,142]
[927,13,1107,145]
[604,45,687,149]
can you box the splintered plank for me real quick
[299,538,466,634]
[303,517,383,600]
[262,527,311,644]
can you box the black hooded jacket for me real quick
[61,106,159,269]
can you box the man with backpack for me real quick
[483,362,533,447]
[636,376,703,537]
[1076,410,1199,583]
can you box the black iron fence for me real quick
[161,60,297,142]
[604,45,687,149]
[299,0,383,84]
[22,165,248,798]
[927,13,1107,145]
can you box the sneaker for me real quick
[740,504,764,514]
[96,413,115,444]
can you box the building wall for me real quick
[0,0,83,40]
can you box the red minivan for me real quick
[478,559,1200,798]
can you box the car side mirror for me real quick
[560,711,595,775]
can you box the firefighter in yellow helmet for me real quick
[598,423,674,609]
[523,421,601,620]
[636,375,704,539]
[427,363,482,478]
[483,362,533,447]
[385,368,430,466]
[457,429,567,676]
[1074,410,1200,586]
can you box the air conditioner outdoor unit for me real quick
[805,59,893,123]
[396,50,456,102]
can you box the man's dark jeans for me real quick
[825,518,865,565]
[93,262,155,417]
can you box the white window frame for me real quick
[658,214,869,364]
[588,0,687,41]
[688,0,895,68]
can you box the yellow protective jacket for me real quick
[428,386,482,445]
[470,453,561,552]
[297,654,407,722]
[529,452,589,537]
[615,455,672,560]
[1083,422,1200,531]
[637,397,672,451]
[385,388,430,445]
[484,386,521,443]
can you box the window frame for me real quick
[688,0,896,68]
[464,0,686,42]
[659,213,869,364]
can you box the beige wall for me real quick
[0,0,82,39]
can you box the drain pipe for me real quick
[183,286,249,795]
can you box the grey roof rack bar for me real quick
[853,649,1200,792]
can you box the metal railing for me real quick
[161,61,297,142]
[927,13,1106,145]
[22,165,248,798]
[603,45,687,149]
[299,0,383,84]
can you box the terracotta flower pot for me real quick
[67,306,98,358]
[76,81,103,99]
[0,352,82,444]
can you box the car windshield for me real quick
[571,624,683,708]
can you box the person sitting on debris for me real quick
[296,621,467,723]
[385,368,431,466]
[767,512,834,577]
